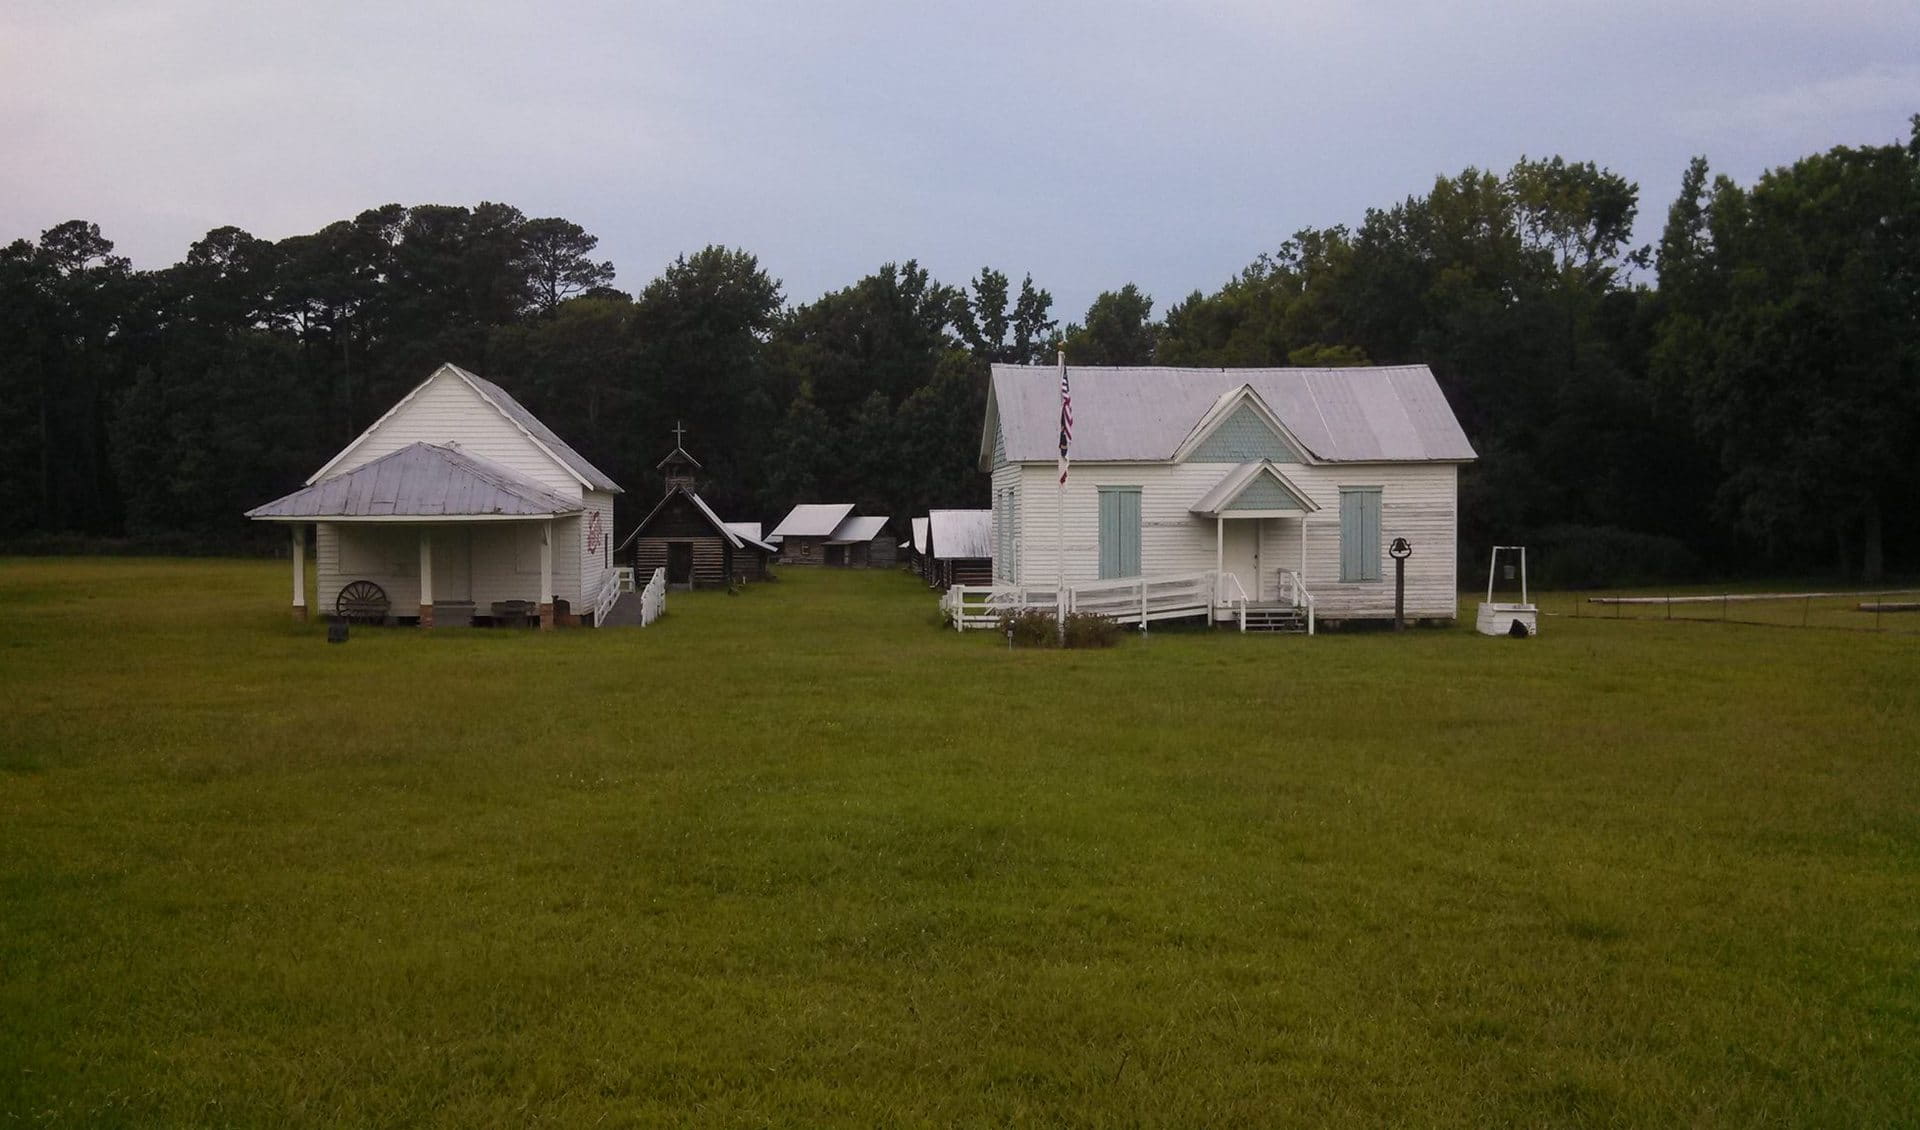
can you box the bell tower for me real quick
[657,421,702,494]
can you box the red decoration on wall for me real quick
[586,511,605,554]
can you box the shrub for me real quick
[995,607,1124,648]
[1063,611,1123,648]
[998,607,1058,647]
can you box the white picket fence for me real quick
[941,570,1225,631]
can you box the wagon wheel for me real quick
[336,580,390,623]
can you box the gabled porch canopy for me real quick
[1189,461,1320,519]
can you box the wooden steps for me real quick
[1241,604,1308,633]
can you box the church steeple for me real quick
[656,421,703,494]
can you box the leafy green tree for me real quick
[959,268,1056,363]
[771,260,962,415]
[522,218,616,314]
[1061,284,1158,365]
[1664,121,1919,577]
[631,246,784,510]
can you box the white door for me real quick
[1222,520,1261,602]
[431,527,472,601]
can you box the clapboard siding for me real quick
[579,490,615,603]
[329,370,584,498]
[990,426,1021,581]
[1012,461,1459,619]
[317,518,583,618]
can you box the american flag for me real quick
[1057,363,1072,484]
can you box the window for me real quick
[1339,487,1382,582]
[1097,486,1142,579]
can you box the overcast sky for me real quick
[3,0,1915,320]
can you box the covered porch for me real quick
[1190,460,1322,621]
[245,442,583,629]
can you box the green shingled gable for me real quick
[1224,475,1304,511]
[1186,404,1302,463]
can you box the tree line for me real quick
[2,119,1913,582]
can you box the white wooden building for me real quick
[246,363,623,628]
[981,364,1476,626]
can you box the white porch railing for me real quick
[613,565,635,593]
[589,567,623,627]
[1278,570,1317,636]
[943,571,1219,631]
[637,566,667,627]
[1217,572,1250,631]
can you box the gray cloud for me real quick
[3,0,1914,320]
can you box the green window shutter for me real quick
[1098,487,1142,579]
[1339,487,1382,582]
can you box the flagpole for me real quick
[1056,348,1067,647]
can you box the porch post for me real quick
[1255,519,1264,602]
[1215,516,1224,612]
[291,525,307,621]
[418,528,434,628]
[1300,516,1308,580]
[539,519,554,630]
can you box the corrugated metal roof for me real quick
[928,509,992,559]
[453,365,623,493]
[828,515,890,544]
[989,364,1476,464]
[248,442,583,519]
[1189,462,1320,517]
[724,521,777,554]
[911,517,929,554]
[771,503,855,538]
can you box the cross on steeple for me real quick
[656,421,703,495]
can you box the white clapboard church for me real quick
[246,363,622,629]
[976,364,1476,630]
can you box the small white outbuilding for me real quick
[246,362,623,628]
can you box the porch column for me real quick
[1300,516,1308,580]
[1255,520,1264,602]
[418,528,434,628]
[1215,516,1224,609]
[538,519,554,630]
[291,525,307,621]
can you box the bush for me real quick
[1063,611,1123,648]
[995,607,1124,649]
[998,607,1058,647]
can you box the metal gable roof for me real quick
[629,488,746,549]
[770,503,856,538]
[928,509,992,559]
[248,442,583,519]
[828,515,891,544]
[988,364,1477,464]
[452,365,623,493]
[911,517,929,554]
[725,522,778,554]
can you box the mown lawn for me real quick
[2,558,1916,1127]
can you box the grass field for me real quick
[2,558,1917,1127]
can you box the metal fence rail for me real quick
[1579,588,1920,632]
